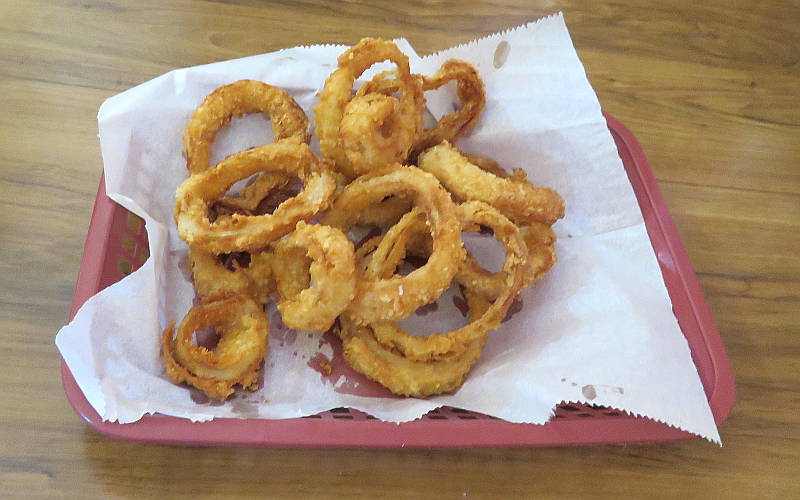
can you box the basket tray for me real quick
[60,113,734,447]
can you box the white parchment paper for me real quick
[55,13,720,443]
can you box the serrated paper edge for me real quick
[421,12,564,60]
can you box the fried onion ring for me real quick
[188,248,274,305]
[315,38,424,179]
[358,59,485,160]
[162,294,269,401]
[411,60,485,157]
[393,198,557,300]
[184,80,310,212]
[184,79,310,174]
[271,222,356,332]
[320,166,464,324]
[175,142,336,253]
[335,296,487,398]
[363,201,529,361]
[457,221,556,301]
[417,141,565,225]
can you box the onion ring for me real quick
[457,221,556,300]
[184,79,310,174]
[442,151,557,299]
[315,38,424,179]
[320,166,464,324]
[392,204,557,300]
[417,141,565,225]
[358,59,485,160]
[162,294,269,401]
[271,222,356,332]
[363,201,529,361]
[411,60,485,157]
[175,142,336,253]
[190,184,285,306]
[335,294,487,398]
[184,80,310,212]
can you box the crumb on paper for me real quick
[307,352,333,376]
[320,360,332,376]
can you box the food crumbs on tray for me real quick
[320,360,333,376]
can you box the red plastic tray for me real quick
[61,113,734,447]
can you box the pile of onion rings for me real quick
[163,38,564,401]
[166,80,345,400]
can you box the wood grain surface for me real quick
[1,0,798,498]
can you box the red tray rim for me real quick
[60,113,735,448]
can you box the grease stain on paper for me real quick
[562,379,625,400]
[493,40,511,69]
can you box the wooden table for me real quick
[2,0,798,497]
